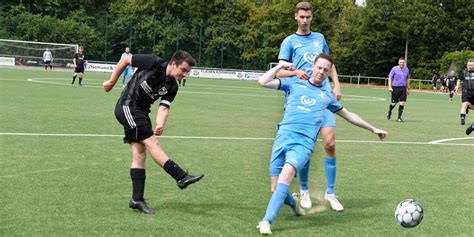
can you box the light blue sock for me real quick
[298,159,310,191]
[324,157,336,194]
[121,74,126,85]
[263,183,289,223]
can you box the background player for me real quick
[121,47,133,88]
[43,48,53,70]
[72,46,87,85]
[457,59,474,125]
[446,72,458,101]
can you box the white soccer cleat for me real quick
[300,190,312,208]
[325,193,344,212]
[256,220,272,235]
[291,193,306,216]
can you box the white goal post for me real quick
[0,39,78,60]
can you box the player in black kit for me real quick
[102,51,204,214]
[457,59,474,125]
[72,46,87,85]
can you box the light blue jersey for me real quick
[269,77,342,176]
[278,32,331,91]
[278,77,342,143]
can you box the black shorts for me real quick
[448,84,456,92]
[114,104,153,143]
[461,91,474,104]
[391,86,407,103]
[44,60,51,65]
[74,67,85,73]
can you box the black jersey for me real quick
[117,54,178,112]
[74,53,87,68]
[446,76,457,87]
[460,70,474,92]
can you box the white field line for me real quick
[25,77,386,101]
[1,132,472,146]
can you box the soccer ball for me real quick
[394,199,424,228]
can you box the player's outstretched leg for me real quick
[324,157,344,212]
[298,160,312,208]
[466,123,474,135]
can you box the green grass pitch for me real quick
[0,67,473,236]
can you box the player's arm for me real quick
[73,57,76,67]
[388,76,393,92]
[275,60,309,79]
[330,64,342,100]
[258,62,295,89]
[455,78,460,93]
[154,105,169,136]
[336,108,387,140]
[406,75,411,94]
[103,55,132,92]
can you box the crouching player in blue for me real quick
[256,54,387,235]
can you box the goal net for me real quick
[0,39,78,60]
[0,39,78,67]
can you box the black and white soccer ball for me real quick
[395,199,424,228]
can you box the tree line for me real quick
[0,0,472,78]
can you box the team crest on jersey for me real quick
[303,52,317,64]
[319,91,327,98]
[158,86,168,95]
[300,95,316,106]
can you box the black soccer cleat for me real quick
[386,112,391,120]
[129,199,155,215]
[461,119,465,125]
[177,173,204,190]
[466,124,473,135]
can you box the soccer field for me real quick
[1,67,473,236]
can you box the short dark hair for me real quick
[314,53,333,66]
[468,58,474,63]
[170,50,196,67]
[295,1,312,13]
[399,57,405,61]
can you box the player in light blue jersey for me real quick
[256,54,386,235]
[276,1,343,211]
[121,47,134,88]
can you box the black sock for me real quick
[50,66,52,70]
[72,76,76,84]
[398,105,404,119]
[79,78,82,84]
[461,113,466,120]
[183,80,186,86]
[388,104,395,115]
[45,66,47,70]
[449,92,453,98]
[130,168,146,201]
[163,160,186,181]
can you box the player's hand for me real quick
[102,80,116,92]
[388,87,393,92]
[333,87,342,101]
[295,70,310,80]
[154,126,164,136]
[372,128,387,141]
[407,88,411,95]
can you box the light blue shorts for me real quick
[322,109,336,127]
[269,130,314,176]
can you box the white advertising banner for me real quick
[190,68,264,81]
[0,57,15,66]
[86,62,116,72]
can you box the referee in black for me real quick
[103,50,204,215]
